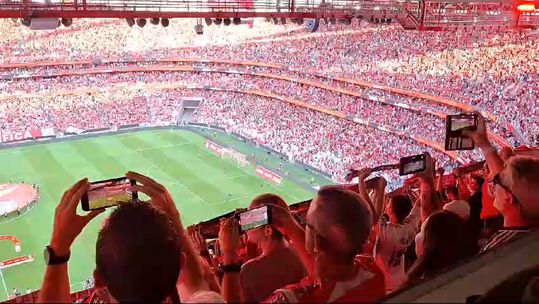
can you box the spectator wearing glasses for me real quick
[220,187,386,303]
[481,157,539,252]
[463,112,539,253]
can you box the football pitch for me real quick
[0,128,329,300]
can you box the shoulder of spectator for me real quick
[240,255,266,285]
[262,289,292,303]
[263,276,313,304]
[241,254,265,273]
[186,290,225,303]
[404,203,421,225]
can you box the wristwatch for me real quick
[218,262,242,273]
[44,245,71,265]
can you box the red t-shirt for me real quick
[263,255,386,303]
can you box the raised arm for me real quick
[462,112,505,178]
[190,229,221,293]
[357,168,378,219]
[435,167,445,193]
[416,153,442,222]
[372,177,387,225]
[219,218,242,303]
[39,179,104,302]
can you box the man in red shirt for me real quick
[264,187,386,303]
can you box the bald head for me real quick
[307,186,372,259]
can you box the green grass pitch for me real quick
[0,128,330,300]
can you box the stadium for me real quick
[0,0,538,302]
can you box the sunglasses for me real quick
[489,173,520,206]
[492,173,512,193]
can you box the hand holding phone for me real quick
[218,217,240,258]
[126,171,180,225]
[461,111,490,148]
[52,178,105,257]
[399,153,427,176]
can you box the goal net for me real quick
[205,140,249,167]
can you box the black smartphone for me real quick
[445,114,478,151]
[81,177,137,211]
[238,205,271,232]
[399,154,427,176]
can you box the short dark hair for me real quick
[96,203,181,302]
[445,185,459,198]
[390,195,412,224]
[316,186,372,259]
[471,175,485,187]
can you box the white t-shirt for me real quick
[185,290,225,303]
[374,205,420,292]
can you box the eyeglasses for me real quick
[489,173,520,206]
[492,173,512,194]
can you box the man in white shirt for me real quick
[374,195,421,292]
[443,186,471,221]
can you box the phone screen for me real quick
[399,154,427,176]
[239,205,270,232]
[445,114,478,151]
[81,178,136,211]
[450,116,477,131]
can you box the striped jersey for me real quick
[480,227,531,253]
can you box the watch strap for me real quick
[45,245,71,265]
[219,262,242,273]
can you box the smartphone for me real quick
[238,205,271,232]
[399,154,427,176]
[445,114,478,151]
[81,177,137,211]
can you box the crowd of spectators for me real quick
[33,112,539,303]
[3,20,535,145]
[0,70,448,140]
[0,67,493,164]
[0,83,455,184]
[0,16,537,304]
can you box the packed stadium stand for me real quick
[0,9,538,304]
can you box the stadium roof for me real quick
[0,0,537,29]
